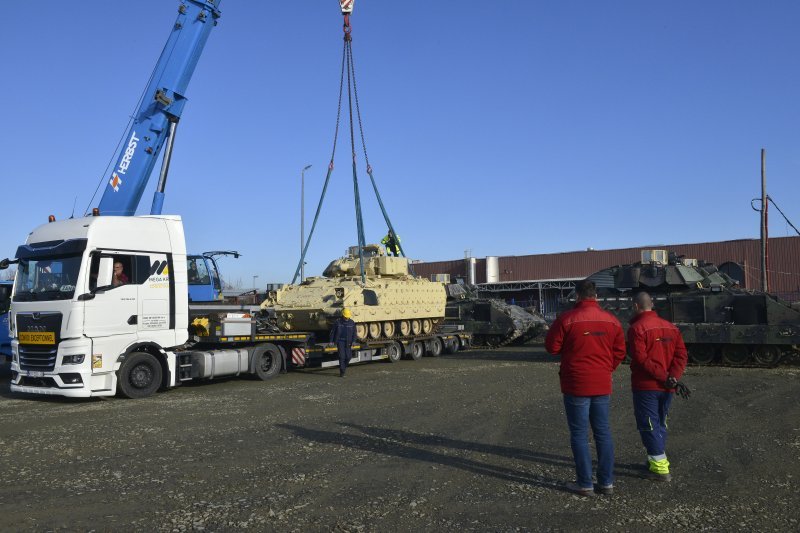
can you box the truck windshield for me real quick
[13,255,83,301]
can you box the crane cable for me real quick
[347,29,407,260]
[291,9,404,284]
[290,30,348,285]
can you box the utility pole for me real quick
[760,149,769,292]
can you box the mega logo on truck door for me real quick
[83,251,174,372]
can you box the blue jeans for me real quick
[563,394,615,488]
[632,390,673,456]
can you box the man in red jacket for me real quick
[545,280,626,496]
[627,291,688,482]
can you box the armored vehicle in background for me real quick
[263,244,446,341]
[576,249,800,367]
[444,283,548,347]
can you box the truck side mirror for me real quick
[95,257,114,289]
[0,258,17,270]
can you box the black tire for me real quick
[427,337,443,357]
[252,344,282,381]
[408,342,424,361]
[117,351,162,399]
[444,337,461,355]
[385,341,402,363]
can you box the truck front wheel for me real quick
[117,352,162,399]
[253,344,282,381]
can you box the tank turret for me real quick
[262,245,446,341]
[572,250,800,367]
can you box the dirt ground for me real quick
[0,344,798,532]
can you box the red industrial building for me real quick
[413,236,800,316]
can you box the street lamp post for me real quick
[301,164,312,282]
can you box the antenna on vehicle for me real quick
[70,197,78,219]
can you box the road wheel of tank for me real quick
[385,341,402,363]
[421,318,433,335]
[399,320,411,337]
[752,345,782,367]
[117,352,162,399]
[427,337,443,357]
[411,319,422,336]
[688,344,717,365]
[368,322,382,339]
[444,337,461,355]
[253,344,282,381]
[355,323,368,341]
[383,321,396,338]
[408,342,424,361]
[721,345,751,366]
[486,335,504,348]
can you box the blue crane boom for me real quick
[97,0,221,217]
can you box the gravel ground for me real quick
[0,345,799,532]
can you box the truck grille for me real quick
[17,312,62,372]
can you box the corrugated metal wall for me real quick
[414,236,800,293]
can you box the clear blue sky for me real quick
[1,1,798,287]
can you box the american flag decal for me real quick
[291,347,306,366]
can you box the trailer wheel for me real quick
[427,337,443,357]
[253,344,281,381]
[444,338,461,355]
[408,342,424,361]
[386,341,402,363]
[117,352,162,399]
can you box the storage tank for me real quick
[486,256,499,283]
[466,257,477,285]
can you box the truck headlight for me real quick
[62,354,85,365]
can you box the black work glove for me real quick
[674,381,691,400]
[664,376,678,389]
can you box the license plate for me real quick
[19,332,56,345]
[29,371,45,378]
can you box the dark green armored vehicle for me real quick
[576,250,800,367]
[444,283,548,347]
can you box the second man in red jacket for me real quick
[627,291,688,482]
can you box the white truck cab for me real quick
[9,215,188,398]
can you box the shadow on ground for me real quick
[277,422,645,493]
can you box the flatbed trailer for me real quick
[179,312,471,384]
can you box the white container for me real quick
[486,256,499,283]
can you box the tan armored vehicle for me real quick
[262,244,446,341]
